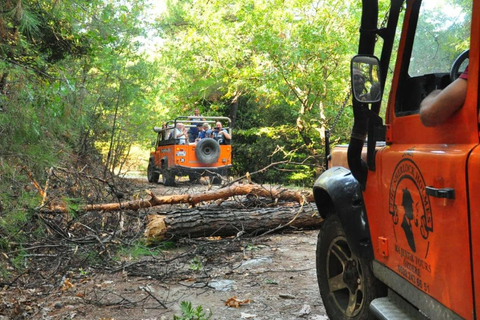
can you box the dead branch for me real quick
[226,157,313,186]
[22,166,45,198]
[40,182,315,213]
[141,287,168,309]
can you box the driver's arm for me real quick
[419,77,467,127]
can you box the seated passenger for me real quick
[169,123,188,144]
[212,121,231,145]
[194,124,204,143]
[191,123,203,141]
[198,123,212,139]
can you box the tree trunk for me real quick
[229,97,239,128]
[145,203,321,241]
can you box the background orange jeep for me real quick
[147,116,232,186]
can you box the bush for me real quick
[232,125,319,186]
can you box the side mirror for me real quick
[351,55,382,104]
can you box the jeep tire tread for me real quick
[147,160,159,183]
[162,170,175,186]
[316,215,386,320]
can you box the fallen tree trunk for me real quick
[44,182,315,213]
[145,203,322,241]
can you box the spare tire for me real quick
[195,138,220,164]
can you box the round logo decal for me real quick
[389,158,433,255]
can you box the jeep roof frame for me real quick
[153,116,232,141]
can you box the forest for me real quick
[0,0,368,290]
[0,0,365,235]
[0,0,470,313]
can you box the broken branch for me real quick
[41,182,315,213]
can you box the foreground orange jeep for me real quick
[314,1,480,319]
[147,116,232,186]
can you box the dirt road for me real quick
[40,231,327,320]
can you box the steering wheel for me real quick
[450,49,469,82]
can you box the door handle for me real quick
[426,187,455,199]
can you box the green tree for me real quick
[0,0,162,270]
[155,0,361,169]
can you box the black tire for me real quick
[210,175,222,185]
[195,138,220,164]
[162,169,175,186]
[316,215,385,320]
[189,173,200,183]
[147,160,159,183]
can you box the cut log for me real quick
[144,203,322,241]
[43,182,315,213]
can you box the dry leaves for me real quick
[225,296,251,308]
[61,278,74,291]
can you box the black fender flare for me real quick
[313,166,373,260]
[160,156,168,168]
[149,156,160,171]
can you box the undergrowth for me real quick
[174,301,213,320]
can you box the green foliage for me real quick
[233,125,319,186]
[189,256,203,271]
[234,96,296,130]
[155,0,360,155]
[410,0,471,76]
[0,0,163,259]
[265,279,278,285]
[117,240,175,260]
[174,301,212,320]
[0,168,42,249]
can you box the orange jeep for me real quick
[314,1,480,319]
[147,116,232,186]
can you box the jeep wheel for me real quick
[210,175,222,185]
[147,160,159,183]
[195,138,220,164]
[316,215,384,320]
[189,173,200,183]
[162,170,175,186]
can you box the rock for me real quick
[240,257,273,268]
[208,279,236,291]
[297,304,311,316]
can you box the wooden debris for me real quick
[225,296,251,308]
[41,182,315,213]
[144,203,321,241]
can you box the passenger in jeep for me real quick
[419,67,468,127]
[192,123,203,142]
[198,123,212,139]
[188,108,205,142]
[212,121,231,145]
[170,122,188,144]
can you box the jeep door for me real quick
[364,1,479,319]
